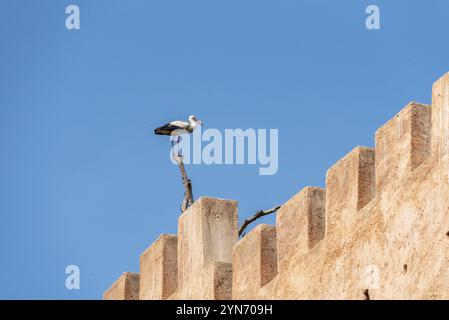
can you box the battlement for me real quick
[104,72,449,300]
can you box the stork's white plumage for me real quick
[154,115,203,136]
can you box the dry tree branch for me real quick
[238,204,282,237]
[176,155,194,212]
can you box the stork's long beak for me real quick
[199,120,205,127]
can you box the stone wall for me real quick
[104,72,449,300]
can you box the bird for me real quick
[154,115,204,157]
[154,115,203,136]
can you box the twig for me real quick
[238,205,282,237]
[176,155,194,212]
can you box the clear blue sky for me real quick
[1,0,448,299]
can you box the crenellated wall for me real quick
[104,72,449,300]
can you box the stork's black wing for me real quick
[154,123,181,135]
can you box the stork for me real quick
[154,115,203,157]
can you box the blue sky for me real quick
[0,0,448,299]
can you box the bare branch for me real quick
[176,155,194,212]
[238,205,282,237]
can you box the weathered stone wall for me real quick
[103,272,140,300]
[104,72,449,300]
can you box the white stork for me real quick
[154,115,203,157]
